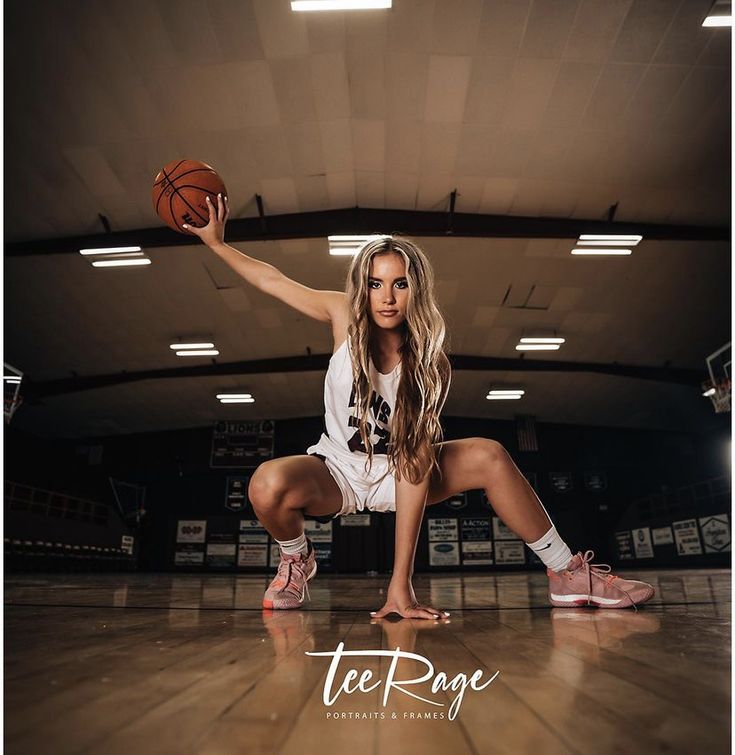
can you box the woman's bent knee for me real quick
[248,461,291,510]
[474,437,506,465]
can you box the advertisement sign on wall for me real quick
[673,519,703,556]
[176,520,206,544]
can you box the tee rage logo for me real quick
[306,641,499,721]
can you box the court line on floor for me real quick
[3,600,725,612]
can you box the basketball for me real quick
[152,159,227,234]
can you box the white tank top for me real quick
[306,338,401,482]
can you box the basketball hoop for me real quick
[703,342,731,414]
[4,363,23,424]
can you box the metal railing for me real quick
[5,481,109,526]
[631,475,731,524]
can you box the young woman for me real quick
[185,195,656,619]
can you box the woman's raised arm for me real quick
[186,193,345,325]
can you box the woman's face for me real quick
[367,252,409,331]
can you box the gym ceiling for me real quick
[4,0,730,438]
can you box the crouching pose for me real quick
[186,195,655,618]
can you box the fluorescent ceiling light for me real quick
[515,344,561,351]
[577,239,641,246]
[174,349,220,356]
[571,249,632,256]
[216,393,253,399]
[703,15,732,25]
[4,376,21,383]
[703,1,731,26]
[79,246,143,256]
[170,343,214,350]
[486,395,522,400]
[328,234,388,256]
[703,387,717,397]
[292,0,392,10]
[578,235,642,244]
[91,259,152,267]
[488,390,525,396]
[219,398,256,403]
[519,337,565,344]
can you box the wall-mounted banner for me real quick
[305,520,333,543]
[673,519,703,556]
[429,541,459,566]
[174,544,204,565]
[632,527,654,558]
[492,517,518,541]
[339,513,371,527]
[495,541,526,564]
[461,541,493,566]
[210,419,275,468]
[206,542,237,567]
[549,472,573,493]
[239,520,268,543]
[461,518,491,542]
[225,475,250,512]
[698,514,730,553]
[237,543,268,567]
[584,471,607,492]
[652,526,674,546]
[615,531,634,560]
[176,520,206,544]
[428,518,459,542]
[444,493,467,511]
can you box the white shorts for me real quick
[308,451,396,520]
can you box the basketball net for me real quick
[702,378,731,414]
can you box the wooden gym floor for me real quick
[4,568,731,755]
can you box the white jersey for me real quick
[306,338,401,485]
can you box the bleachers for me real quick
[4,537,135,573]
[4,481,136,573]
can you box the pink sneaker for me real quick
[547,550,655,610]
[262,538,317,610]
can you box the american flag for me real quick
[515,414,538,452]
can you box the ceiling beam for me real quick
[20,353,704,401]
[5,206,729,257]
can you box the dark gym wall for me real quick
[5,414,730,571]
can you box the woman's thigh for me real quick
[425,438,496,506]
[248,455,344,518]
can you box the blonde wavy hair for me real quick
[345,235,451,485]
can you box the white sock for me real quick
[526,525,573,573]
[277,532,309,557]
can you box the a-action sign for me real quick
[461,518,491,542]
